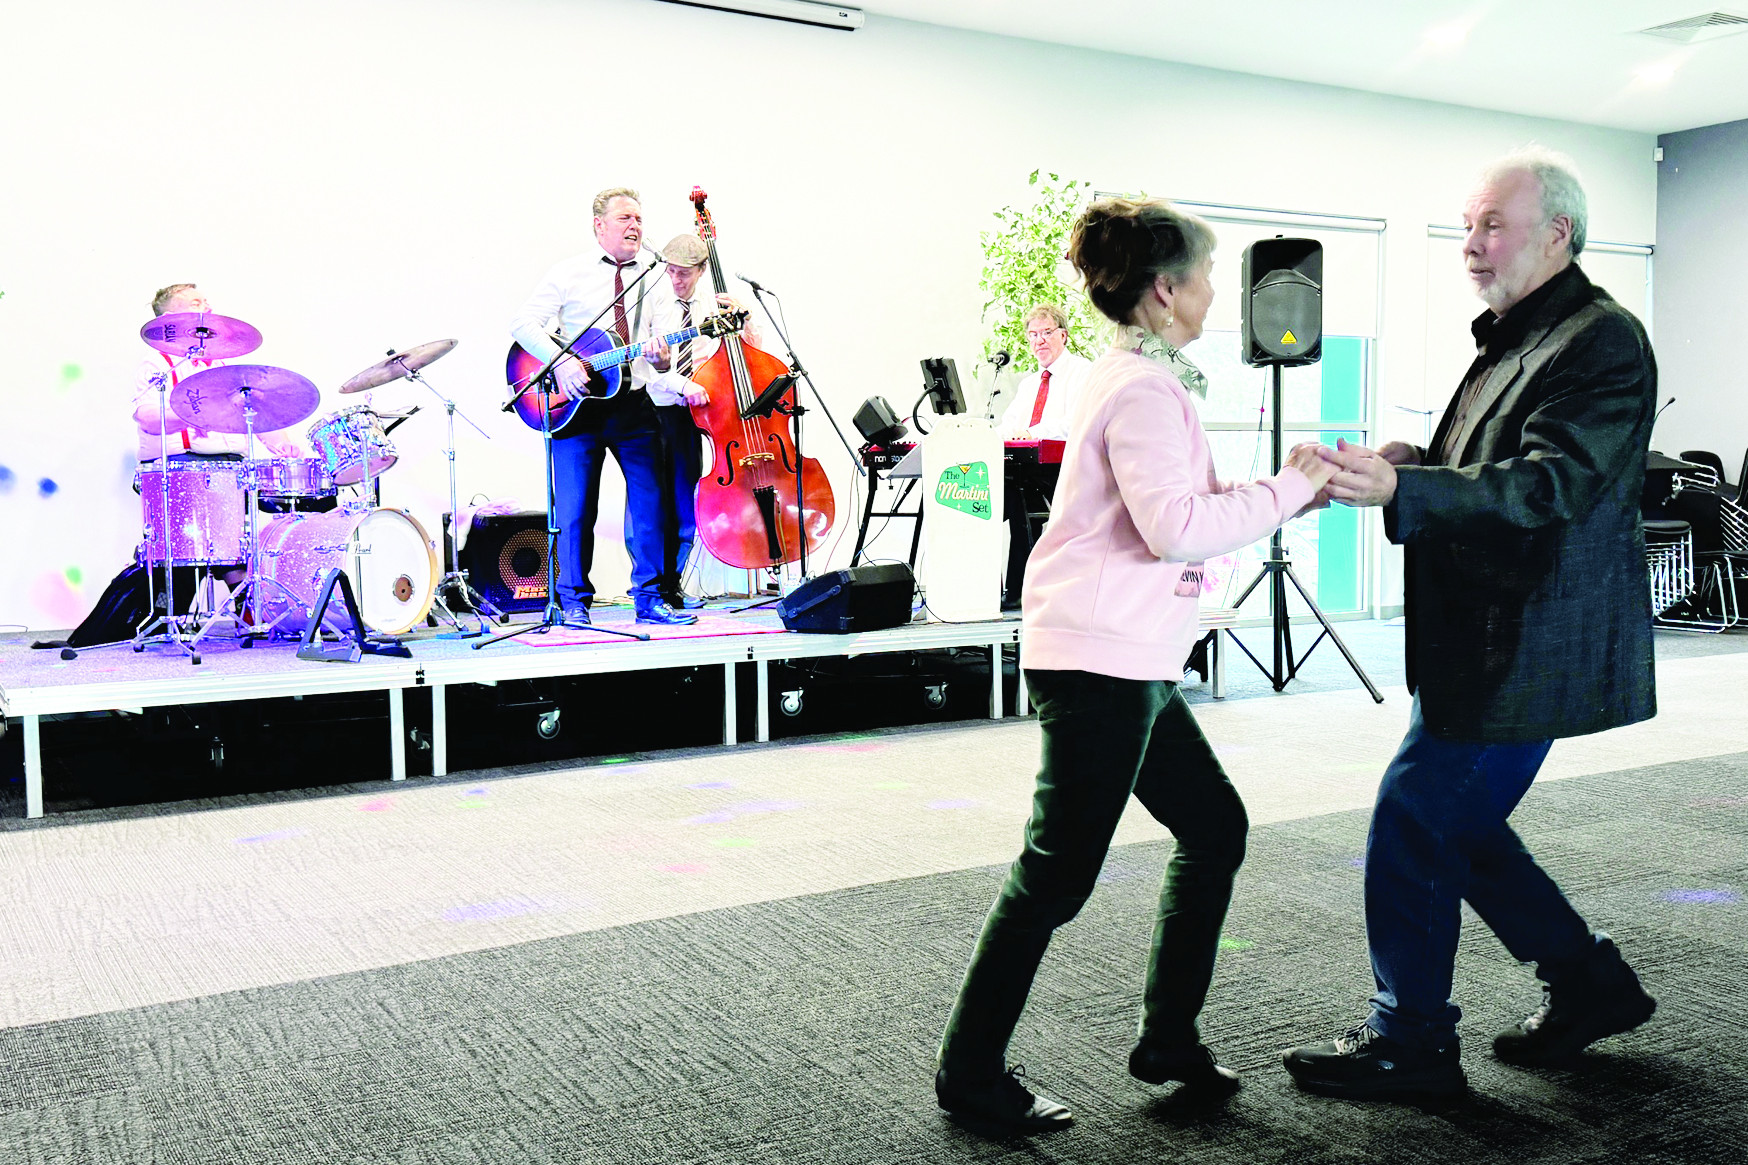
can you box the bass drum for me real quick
[256,507,438,634]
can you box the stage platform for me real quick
[0,604,1030,820]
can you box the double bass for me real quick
[687,188,835,570]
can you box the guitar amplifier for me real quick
[447,512,551,613]
[778,563,916,633]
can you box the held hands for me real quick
[1285,442,1338,493]
[1320,438,1399,507]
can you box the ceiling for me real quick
[853,1,1748,135]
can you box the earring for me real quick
[1165,310,1176,327]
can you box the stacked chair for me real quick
[1654,448,1748,631]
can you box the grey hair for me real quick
[1024,303,1070,331]
[592,186,641,218]
[151,283,197,316]
[1482,146,1588,257]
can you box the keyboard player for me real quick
[998,304,1091,609]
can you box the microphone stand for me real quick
[475,255,667,650]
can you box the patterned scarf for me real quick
[1120,324,1209,399]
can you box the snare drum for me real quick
[255,507,438,634]
[307,406,397,487]
[249,457,336,499]
[136,461,247,566]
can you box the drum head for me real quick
[352,509,438,633]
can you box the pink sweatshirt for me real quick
[1022,348,1315,681]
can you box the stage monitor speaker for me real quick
[778,563,915,633]
[447,512,550,613]
[1241,238,1323,367]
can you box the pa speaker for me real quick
[1242,238,1323,367]
[778,563,915,633]
[447,512,550,613]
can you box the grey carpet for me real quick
[4,753,1746,1165]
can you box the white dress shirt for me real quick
[509,244,661,391]
[998,350,1092,442]
[635,275,765,407]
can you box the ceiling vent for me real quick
[1639,11,1748,42]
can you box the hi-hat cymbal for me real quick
[170,365,320,434]
[340,339,459,394]
[140,312,263,360]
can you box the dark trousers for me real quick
[653,403,703,597]
[1003,462,1058,600]
[1364,696,1595,1048]
[938,669,1249,1076]
[551,401,664,607]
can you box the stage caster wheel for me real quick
[536,709,561,740]
[778,690,804,718]
[922,683,947,710]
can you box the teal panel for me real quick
[1320,336,1364,423]
[1315,427,1364,612]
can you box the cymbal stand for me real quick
[399,358,499,636]
[130,351,203,663]
[191,385,312,648]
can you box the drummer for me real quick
[132,284,305,465]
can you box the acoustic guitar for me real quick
[504,309,746,434]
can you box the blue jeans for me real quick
[551,404,664,606]
[1365,697,1594,1048]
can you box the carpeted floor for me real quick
[4,751,1743,1164]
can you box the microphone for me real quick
[1654,396,1676,423]
[737,271,768,293]
[643,243,667,265]
[990,349,1011,371]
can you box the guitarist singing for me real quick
[508,186,697,627]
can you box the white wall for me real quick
[1655,117,1748,476]
[0,0,1656,630]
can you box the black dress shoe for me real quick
[1494,937,1656,1065]
[1129,1041,1241,1093]
[560,602,591,626]
[1283,1023,1466,1100]
[935,1065,1072,1133]
[635,599,698,626]
[661,591,706,610]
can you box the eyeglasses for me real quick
[1025,328,1062,341]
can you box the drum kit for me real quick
[133,311,497,664]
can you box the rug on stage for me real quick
[4,753,1745,1164]
[508,610,790,647]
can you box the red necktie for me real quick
[612,262,633,344]
[1029,368,1052,428]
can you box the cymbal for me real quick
[339,339,458,393]
[170,365,320,434]
[140,312,263,360]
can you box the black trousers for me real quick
[938,669,1249,1075]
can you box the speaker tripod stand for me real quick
[1226,364,1382,702]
